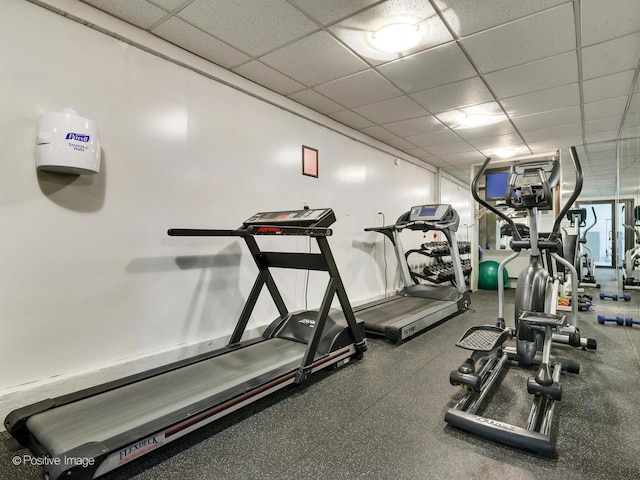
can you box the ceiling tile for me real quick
[328,1,453,66]
[437,150,485,165]
[82,0,168,29]
[527,136,584,153]
[583,70,636,103]
[439,0,568,37]
[521,122,582,142]
[154,0,185,10]
[404,148,434,160]
[385,137,419,151]
[441,166,472,183]
[328,110,375,130]
[377,42,476,93]
[583,96,630,121]
[352,96,429,124]
[622,115,640,136]
[501,83,580,117]
[179,0,318,56]
[585,116,623,135]
[468,134,525,151]
[461,4,575,74]
[405,129,461,148]
[153,17,250,69]
[484,52,578,99]
[426,157,452,168]
[627,94,640,114]
[580,0,640,47]
[582,32,640,80]
[586,143,617,153]
[425,142,475,156]
[585,131,619,143]
[359,125,397,141]
[260,32,368,86]
[382,115,446,137]
[410,77,494,114]
[291,0,380,25]
[287,89,343,114]
[313,70,402,108]
[511,106,581,132]
[233,61,305,95]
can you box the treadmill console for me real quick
[408,204,453,222]
[243,208,336,228]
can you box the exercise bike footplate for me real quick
[456,326,509,352]
[519,311,565,327]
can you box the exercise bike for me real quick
[623,206,640,290]
[445,146,597,457]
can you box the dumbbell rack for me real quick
[406,241,472,285]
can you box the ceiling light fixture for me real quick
[494,147,520,158]
[456,112,493,128]
[370,23,425,53]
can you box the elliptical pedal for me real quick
[456,325,510,352]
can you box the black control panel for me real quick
[243,208,335,228]
[408,204,453,222]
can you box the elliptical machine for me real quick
[579,207,600,288]
[445,147,597,457]
[623,206,640,290]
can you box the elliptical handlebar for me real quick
[552,146,583,235]
[582,207,597,240]
[504,165,554,211]
[471,156,524,242]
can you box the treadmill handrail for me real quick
[397,219,451,231]
[168,228,248,237]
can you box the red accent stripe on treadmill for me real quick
[164,347,351,438]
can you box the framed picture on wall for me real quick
[302,145,318,178]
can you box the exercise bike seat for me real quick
[455,325,511,352]
[519,311,565,327]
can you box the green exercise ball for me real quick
[477,261,508,290]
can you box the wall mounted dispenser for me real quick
[36,107,100,175]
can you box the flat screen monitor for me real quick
[485,171,509,200]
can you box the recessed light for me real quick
[370,23,425,53]
[494,147,520,158]
[456,112,493,128]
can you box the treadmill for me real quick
[355,204,470,342]
[5,208,367,480]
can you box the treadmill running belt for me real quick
[26,338,306,457]
[357,296,449,332]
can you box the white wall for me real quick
[440,173,472,242]
[0,0,435,406]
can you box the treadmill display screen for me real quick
[420,208,437,216]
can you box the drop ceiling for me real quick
[52,0,640,196]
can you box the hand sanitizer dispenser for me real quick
[36,107,101,175]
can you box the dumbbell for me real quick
[624,317,640,327]
[597,315,624,326]
[599,293,632,302]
